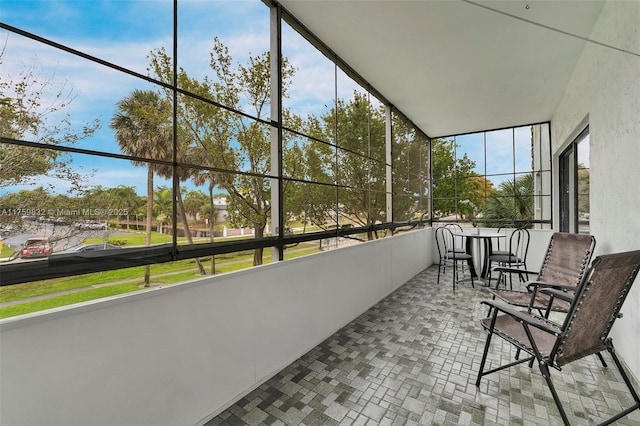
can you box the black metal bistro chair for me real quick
[476,250,640,425]
[444,223,466,254]
[486,227,530,288]
[488,225,512,257]
[435,226,474,290]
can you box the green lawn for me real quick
[1,243,15,258]
[0,282,144,318]
[84,231,174,246]
[0,237,322,319]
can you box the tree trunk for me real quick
[144,167,153,287]
[253,225,264,265]
[176,181,206,275]
[208,183,216,275]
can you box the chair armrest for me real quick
[539,288,575,303]
[525,281,577,293]
[480,300,562,335]
[493,266,538,275]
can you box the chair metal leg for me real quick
[539,350,636,425]
[539,361,571,426]
[474,313,535,386]
[476,330,494,387]
[452,262,456,290]
[596,352,608,368]
[494,270,505,290]
[597,340,640,425]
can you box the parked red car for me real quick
[20,237,53,258]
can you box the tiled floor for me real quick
[206,266,640,426]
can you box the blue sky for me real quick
[2,0,362,196]
[454,127,536,179]
[2,0,539,197]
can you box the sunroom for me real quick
[1,0,639,425]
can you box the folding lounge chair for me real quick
[486,232,595,317]
[476,250,640,425]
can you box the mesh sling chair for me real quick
[476,250,640,426]
[486,232,596,317]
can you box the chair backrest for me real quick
[444,224,466,250]
[554,250,640,366]
[435,227,447,258]
[445,223,463,232]
[435,227,456,258]
[506,227,530,265]
[493,225,510,253]
[538,233,596,287]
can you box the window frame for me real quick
[559,126,590,234]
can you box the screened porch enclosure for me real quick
[1,0,639,425]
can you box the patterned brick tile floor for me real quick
[206,266,640,425]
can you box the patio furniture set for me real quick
[437,227,640,425]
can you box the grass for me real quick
[84,231,173,246]
[0,239,323,319]
[1,243,15,258]
[1,266,148,301]
[0,257,219,303]
[0,282,143,319]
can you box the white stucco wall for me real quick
[0,229,433,426]
[551,0,640,381]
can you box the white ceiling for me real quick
[278,0,606,137]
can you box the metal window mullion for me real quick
[334,63,339,233]
[483,131,488,221]
[270,3,284,261]
[512,127,517,223]
[386,106,392,223]
[547,122,553,229]
[172,0,179,251]
[367,91,372,226]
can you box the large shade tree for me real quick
[303,92,387,240]
[391,115,430,224]
[283,115,336,233]
[431,138,486,219]
[1,41,98,238]
[0,47,98,190]
[148,38,297,266]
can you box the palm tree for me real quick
[110,185,141,230]
[153,186,173,234]
[483,174,534,227]
[193,169,219,275]
[110,90,171,286]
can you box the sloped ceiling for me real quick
[278,0,606,137]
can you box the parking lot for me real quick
[0,219,126,263]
